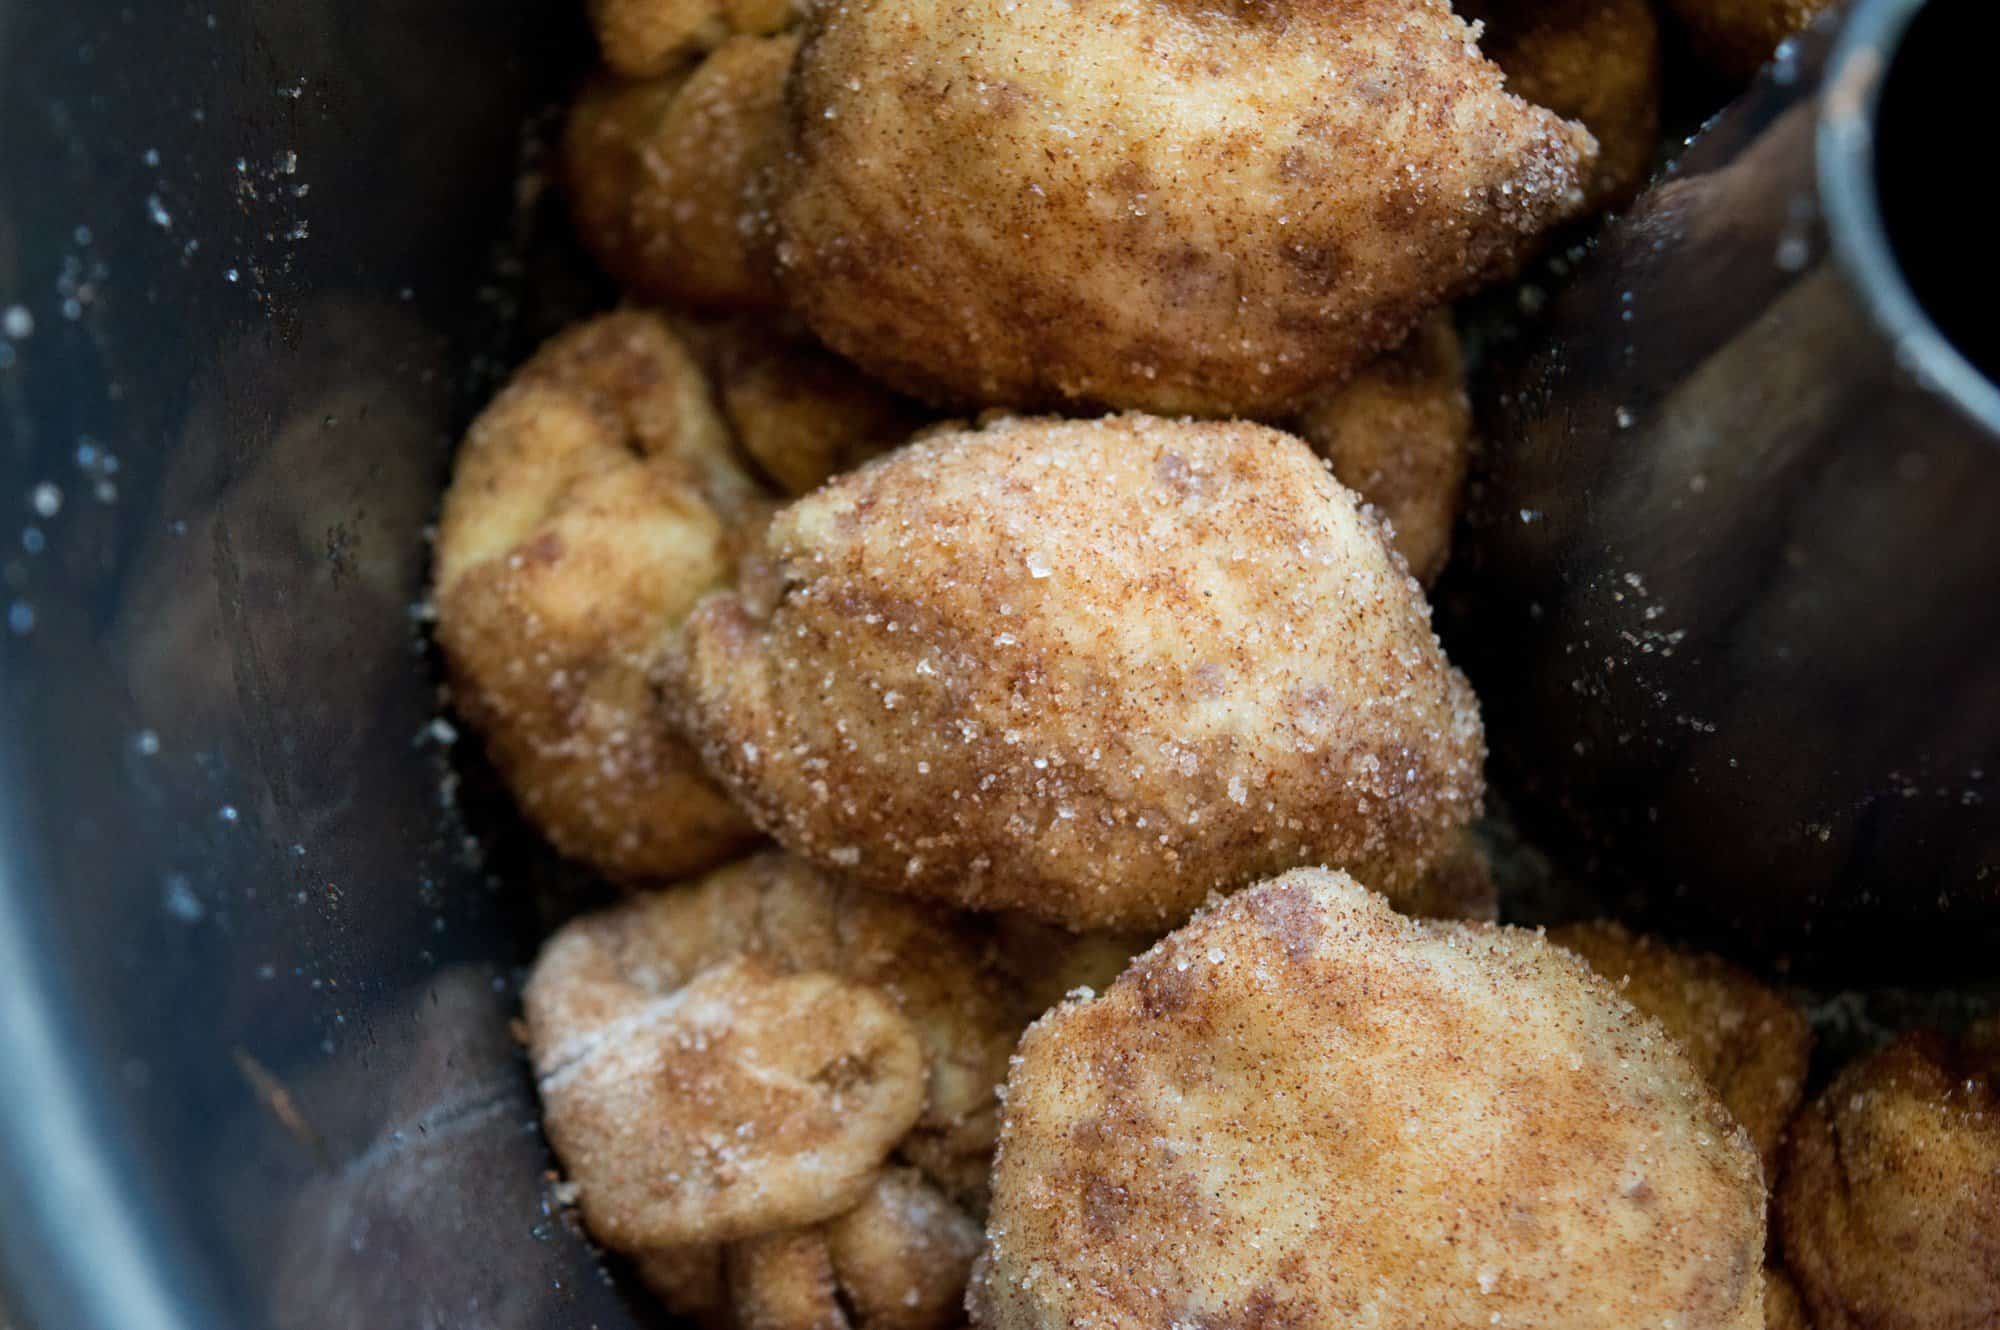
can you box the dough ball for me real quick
[777,0,1597,416]
[674,313,930,496]
[975,870,1767,1330]
[587,0,796,80]
[1294,312,1472,587]
[1777,1025,2000,1330]
[667,414,1485,931]
[564,34,796,310]
[1461,0,1663,208]
[433,311,765,883]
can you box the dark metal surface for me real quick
[0,2,645,1328]
[1447,0,1999,972]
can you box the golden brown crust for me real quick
[1661,0,1833,82]
[526,853,1020,1216]
[666,414,1486,932]
[776,0,1596,416]
[1552,920,1824,1168]
[1776,1030,2000,1330]
[586,0,797,80]
[433,311,765,884]
[720,1170,981,1330]
[1549,920,1811,1172]
[674,314,929,496]
[564,35,796,311]
[1293,312,1472,587]
[533,955,924,1249]
[1460,0,1663,209]
[729,1228,848,1330]
[824,1169,984,1330]
[975,871,1768,1330]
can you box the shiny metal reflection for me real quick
[1448,0,1998,969]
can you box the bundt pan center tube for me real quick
[1448,0,2000,970]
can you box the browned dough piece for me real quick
[975,870,1768,1330]
[673,314,929,496]
[564,34,795,310]
[987,917,1158,1027]
[1777,1024,2000,1330]
[432,311,765,884]
[823,1169,983,1330]
[778,0,1597,416]
[1294,312,1472,588]
[586,0,795,80]
[1461,0,1664,209]
[666,414,1486,931]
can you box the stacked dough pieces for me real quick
[425,0,1838,1326]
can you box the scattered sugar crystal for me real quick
[163,873,204,922]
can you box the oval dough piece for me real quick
[564,34,796,310]
[974,869,1767,1330]
[667,414,1486,931]
[673,313,929,496]
[433,311,764,884]
[532,956,924,1249]
[777,0,1596,415]
[526,852,1019,1217]
[1461,0,1663,208]
[825,1169,984,1330]
[1294,312,1472,588]
[587,0,796,80]
[1777,1025,2000,1330]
